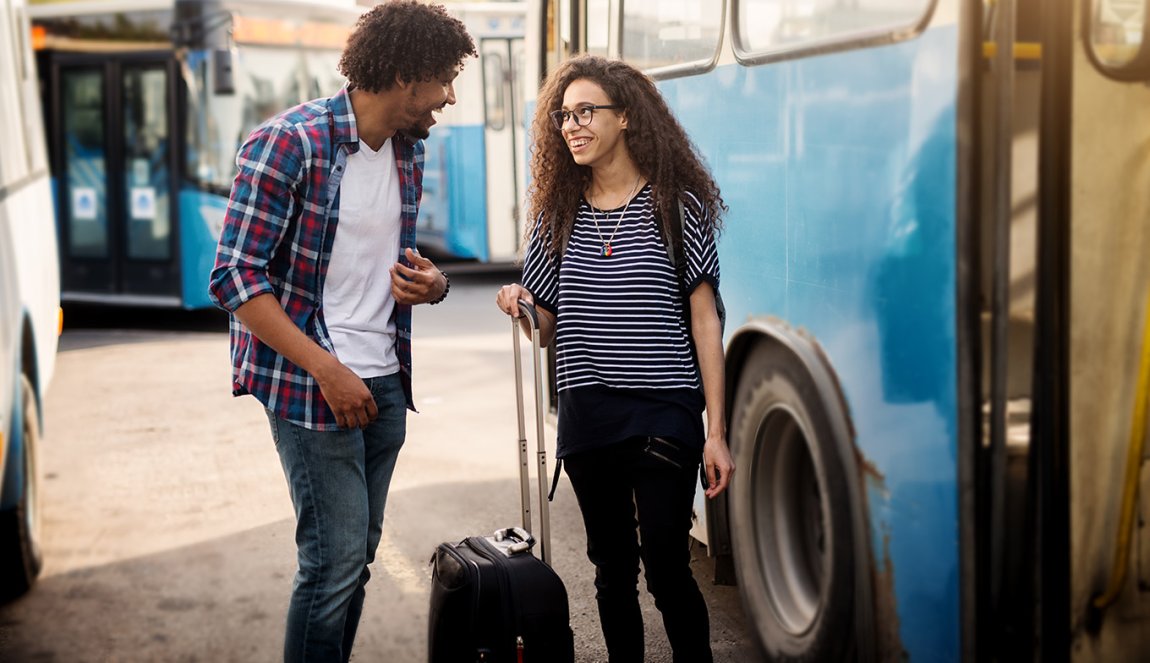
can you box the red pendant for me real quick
[602,243,613,257]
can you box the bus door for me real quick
[480,37,525,263]
[47,53,180,306]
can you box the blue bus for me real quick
[525,0,1150,659]
[0,0,62,600]
[30,0,362,309]
[30,0,531,310]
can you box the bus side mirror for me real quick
[213,48,235,95]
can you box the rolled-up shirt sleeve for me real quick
[208,122,304,312]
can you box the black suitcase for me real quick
[428,302,575,663]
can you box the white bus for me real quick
[0,0,62,600]
[418,2,527,264]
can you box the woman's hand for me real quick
[496,284,556,346]
[496,284,534,317]
[702,433,735,499]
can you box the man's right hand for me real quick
[313,358,378,429]
[233,293,377,429]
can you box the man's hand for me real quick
[232,294,376,429]
[391,248,447,305]
[312,354,378,429]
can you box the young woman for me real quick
[495,54,734,662]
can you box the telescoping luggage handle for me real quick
[512,299,553,566]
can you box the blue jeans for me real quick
[265,373,407,663]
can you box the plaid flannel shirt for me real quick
[208,87,423,430]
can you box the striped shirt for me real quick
[208,87,423,430]
[521,184,720,394]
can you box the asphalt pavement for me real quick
[0,270,763,662]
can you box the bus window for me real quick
[305,50,343,100]
[121,65,171,261]
[8,2,41,176]
[621,0,722,74]
[586,0,612,56]
[733,0,932,62]
[1087,0,1149,75]
[0,5,29,184]
[484,50,507,130]
[60,69,108,259]
[191,46,308,193]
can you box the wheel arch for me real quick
[1,348,27,511]
[712,318,883,661]
[19,310,42,428]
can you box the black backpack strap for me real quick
[659,194,688,299]
[556,218,569,268]
[666,195,725,333]
[655,193,687,280]
[548,459,563,501]
[671,196,687,287]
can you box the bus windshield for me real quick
[30,0,360,308]
[187,45,345,193]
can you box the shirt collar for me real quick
[327,85,358,148]
[328,84,421,151]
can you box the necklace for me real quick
[590,174,642,257]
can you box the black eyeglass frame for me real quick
[549,104,623,130]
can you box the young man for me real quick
[207,3,475,660]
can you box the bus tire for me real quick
[0,374,43,600]
[729,341,854,661]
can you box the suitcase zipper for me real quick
[434,543,488,658]
[469,537,523,658]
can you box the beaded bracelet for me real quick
[429,271,450,305]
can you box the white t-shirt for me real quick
[323,138,402,378]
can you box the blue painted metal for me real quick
[419,124,488,260]
[661,26,961,659]
[180,188,227,310]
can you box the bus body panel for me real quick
[179,187,226,310]
[0,222,19,499]
[0,0,61,597]
[1069,5,1150,657]
[666,25,961,659]
[3,176,60,396]
[421,124,489,261]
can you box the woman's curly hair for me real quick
[527,54,725,259]
[339,1,476,92]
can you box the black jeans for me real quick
[564,436,713,663]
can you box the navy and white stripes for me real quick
[521,185,720,393]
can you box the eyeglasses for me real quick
[549,104,622,130]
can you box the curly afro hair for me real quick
[527,55,725,259]
[339,1,476,93]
